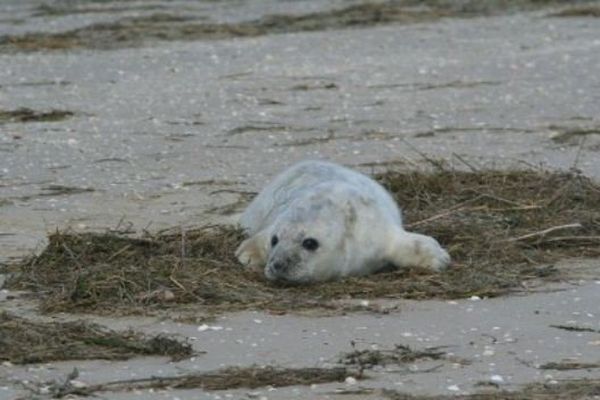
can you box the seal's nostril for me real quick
[273,262,284,272]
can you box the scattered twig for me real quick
[107,245,132,262]
[571,135,588,171]
[545,181,573,208]
[540,361,600,370]
[406,206,469,228]
[110,216,135,234]
[209,189,256,196]
[504,223,583,242]
[50,366,355,398]
[399,138,447,171]
[406,199,489,228]
[408,191,532,229]
[61,243,82,269]
[169,276,187,292]
[551,324,600,333]
[488,205,542,212]
[414,363,444,373]
[452,153,479,172]
[473,192,524,207]
[537,236,600,244]
[180,225,186,265]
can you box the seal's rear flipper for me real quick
[235,230,269,271]
[386,229,450,272]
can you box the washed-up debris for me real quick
[550,324,600,333]
[339,343,445,370]
[0,1,594,52]
[0,108,73,123]
[49,365,356,398]
[0,312,193,364]
[4,168,600,316]
[548,5,600,17]
[540,361,600,370]
[383,378,600,399]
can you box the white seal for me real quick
[236,160,450,283]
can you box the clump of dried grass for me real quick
[4,169,600,316]
[0,312,192,364]
[6,225,262,314]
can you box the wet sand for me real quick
[1,1,600,398]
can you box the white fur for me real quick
[236,160,450,282]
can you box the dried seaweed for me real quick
[0,312,192,364]
[50,366,354,398]
[5,169,600,316]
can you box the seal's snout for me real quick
[265,253,300,281]
[269,258,292,275]
[272,262,286,272]
[265,262,288,282]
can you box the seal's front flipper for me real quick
[386,229,450,272]
[235,230,269,271]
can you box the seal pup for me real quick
[236,160,450,283]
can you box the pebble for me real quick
[69,380,88,389]
[197,324,224,331]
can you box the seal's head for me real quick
[265,195,356,283]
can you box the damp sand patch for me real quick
[0,312,192,364]
[4,169,600,316]
[0,0,594,52]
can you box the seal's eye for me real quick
[302,238,319,251]
[271,235,278,247]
